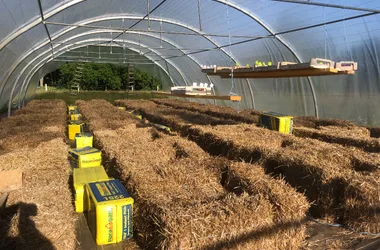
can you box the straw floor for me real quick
[78,99,309,250]
[0,100,75,250]
[294,126,380,152]
[113,99,380,234]
[150,98,259,124]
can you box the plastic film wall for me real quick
[0,0,378,125]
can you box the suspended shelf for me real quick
[151,91,242,101]
[201,58,357,79]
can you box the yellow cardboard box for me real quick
[69,146,102,168]
[259,111,293,134]
[70,114,82,121]
[75,132,93,148]
[68,105,78,114]
[153,123,171,132]
[86,179,134,245]
[68,121,84,140]
[73,166,109,213]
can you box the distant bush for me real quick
[45,62,162,91]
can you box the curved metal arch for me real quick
[17,36,187,101]
[122,31,219,101]
[16,40,178,115]
[1,14,237,101]
[44,15,251,105]
[13,30,193,100]
[213,0,318,117]
[6,30,189,110]
[0,0,85,51]
[15,29,222,111]
[0,0,313,114]
[11,37,186,116]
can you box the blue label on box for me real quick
[89,179,131,203]
[122,204,133,239]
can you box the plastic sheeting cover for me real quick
[0,0,378,126]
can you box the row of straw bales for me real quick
[293,126,380,152]
[0,100,75,250]
[116,99,380,234]
[147,99,380,153]
[78,99,309,250]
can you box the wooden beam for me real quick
[151,91,241,101]
[202,67,355,78]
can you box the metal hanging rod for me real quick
[56,55,152,61]
[52,59,156,65]
[271,0,380,14]
[155,11,377,62]
[45,21,271,39]
[37,0,54,57]
[53,40,222,51]
[60,50,145,56]
[110,0,167,44]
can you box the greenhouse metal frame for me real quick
[0,0,379,125]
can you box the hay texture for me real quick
[224,162,309,224]
[78,100,308,249]
[293,116,355,128]
[116,99,238,128]
[0,99,66,155]
[0,100,75,250]
[183,125,380,233]
[151,98,259,124]
[293,126,380,152]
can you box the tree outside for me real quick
[44,62,162,91]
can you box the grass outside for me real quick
[34,87,164,105]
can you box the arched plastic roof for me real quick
[0,0,379,125]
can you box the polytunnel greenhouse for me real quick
[0,1,380,250]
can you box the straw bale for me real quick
[79,100,307,249]
[368,127,380,138]
[293,126,380,152]
[294,116,356,128]
[0,100,67,155]
[266,138,380,232]
[293,116,319,128]
[0,138,67,171]
[181,124,380,232]
[0,99,76,250]
[186,124,286,160]
[315,119,355,128]
[116,99,239,127]
[151,98,259,124]
[224,162,309,224]
[318,126,370,137]
[0,138,76,250]
[343,174,380,233]
[134,193,306,250]
[77,99,137,131]
[94,125,226,206]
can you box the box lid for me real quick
[74,166,109,188]
[261,111,293,118]
[70,110,81,115]
[88,179,132,203]
[75,132,93,138]
[68,120,84,125]
[69,146,101,158]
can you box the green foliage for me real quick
[51,62,162,91]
